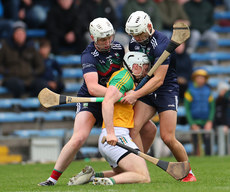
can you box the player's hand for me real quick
[106,134,118,146]
[121,93,138,105]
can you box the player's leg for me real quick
[111,153,150,184]
[93,128,150,185]
[54,111,95,171]
[159,110,188,162]
[93,153,150,185]
[39,111,96,186]
[140,120,157,153]
[159,110,197,182]
[130,100,156,152]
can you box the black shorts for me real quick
[138,92,179,113]
[76,102,103,126]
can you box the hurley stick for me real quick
[38,88,122,108]
[135,22,190,90]
[101,136,190,180]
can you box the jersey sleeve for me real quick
[81,53,98,74]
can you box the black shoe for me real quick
[38,180,55,186]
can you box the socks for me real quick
[109,177,116,185]
[48,169,63,184]
[188,162,195,176]
[95,172,104,177]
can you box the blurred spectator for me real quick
[80,0,130,49]
[156,0,190,38]
[39,39,65,94]
[0,21,45,98]
[175,42,193,102]
[177,0,189,4]
[122,0,162,31]
[46,0,86,54]
[18,0,54,28]
[218,0,230,27]
[2,0,20,21]
[80,0,118,31]
[223,85,230,129]
[184,69,215,156]
[184,0,219,65]
[214,81,230,132]
[109,0,128,31]
[0,0,14,39]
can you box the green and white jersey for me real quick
[107,67,135,94]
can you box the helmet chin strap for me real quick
[138,37,150,46]
[138,26,153,45]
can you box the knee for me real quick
[161,135,175,147]
[141,123,157,139]
[130,128,140,138]
[144,176,151,183]
[141,175,151,183]
[69,135,87,149]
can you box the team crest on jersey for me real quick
[134,45,140,51]
[146,47,151,55]
[114,52,120,58]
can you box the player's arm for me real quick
[135,64,168,97]
[84,72,107,97]
[102,85,123,146]
[121,64,168,104]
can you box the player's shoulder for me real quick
[111,68,129,79]
[152,30,169,48]
[81,43,99,60]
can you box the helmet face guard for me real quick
[94,35,115,52]
[123,51,150,81]
[89,17,115,51]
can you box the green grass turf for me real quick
[1,156,230,192]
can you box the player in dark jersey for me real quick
[39,17,125,186]
[122,11,197,182]
[67,52,152,186]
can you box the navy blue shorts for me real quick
[76,102,103,126]
[138,92,179,113]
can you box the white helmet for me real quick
[124,51,150,70]
[89,17,115,42]
[125,11,153,36]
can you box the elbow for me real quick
[88,87,98,96]
[155,79,164,90]
[102,100,107,108]
[158,80,164,87]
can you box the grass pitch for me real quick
[1,156,230,192]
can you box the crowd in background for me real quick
[0,0,230,156]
